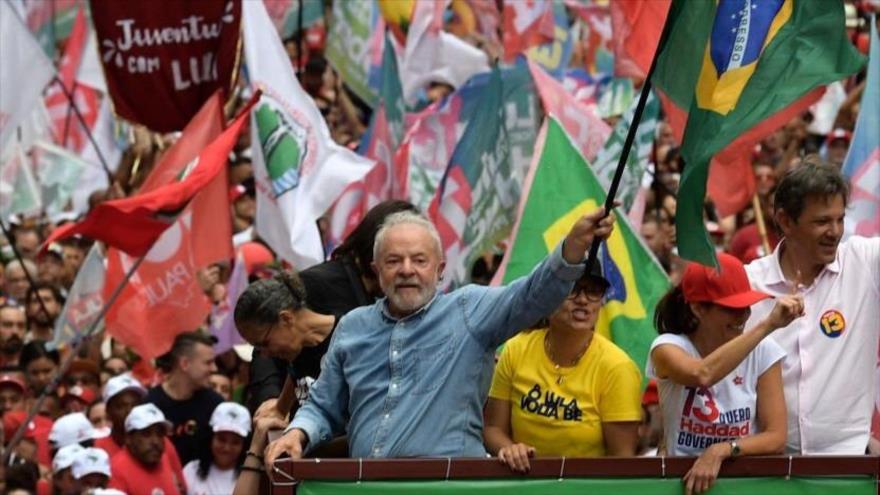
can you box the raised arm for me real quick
[467,208,616,348]
[652,295,803,388]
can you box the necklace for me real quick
[544,333,589,384]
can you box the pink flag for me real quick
[528,60,610,162]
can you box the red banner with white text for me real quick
[89,0,241,132]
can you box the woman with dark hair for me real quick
[182,402,251,495]
[234,272,335,361]
[19,340,59,393]
[648,253,803,495]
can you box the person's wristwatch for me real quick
[729,440,741,458]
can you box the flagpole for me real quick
[584,4,672,274]
[751,193,772,255]
[61,81,78,147]
[296,0,304,75]
[50,76,114,182]
[1,252,146,466]
[0,220,54,326]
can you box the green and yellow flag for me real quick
[495,118,669,380]
[652,0,865,266]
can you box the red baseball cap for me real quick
[0,373,26,393]
[238,242,275,275]
[2,410,52,443]
[682,253,770,308]
[61,385,97,407]
[826,128,852,146]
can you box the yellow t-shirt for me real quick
[489,329,643,457]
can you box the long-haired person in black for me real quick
[648,253,804,495]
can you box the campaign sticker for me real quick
[819,310,845,338]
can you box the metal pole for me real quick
[1,252,146,465]
[0,220,53,326]
[583,3,673,274]
[50,76,114,181]
[296,0,304,75]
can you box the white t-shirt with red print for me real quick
[647,333,785,456]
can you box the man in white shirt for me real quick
[745,156,880,454]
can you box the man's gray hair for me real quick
[4,258,37,276]
[373,211,444,262]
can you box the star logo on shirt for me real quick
[733,376,744,386]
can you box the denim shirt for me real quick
[288,243,584,458]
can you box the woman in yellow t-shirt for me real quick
[484,267,643,473]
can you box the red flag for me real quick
[102,94,234,361]
[43,91,259,256]
[529,60,610,162]
[89,0,241,132]
[707,88,825,216]
[502,0,555,63]
[610,0,670,80]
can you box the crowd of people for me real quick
[1,2,878,495]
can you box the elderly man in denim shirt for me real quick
[265,208,615,463]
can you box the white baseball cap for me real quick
[71,447,111,479]
[49,413,104,448]
[102,373,147,403]
[124,403,172,433]
[209,402,251,438]
[52,444,85,473]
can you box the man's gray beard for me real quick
[387,286,436,314]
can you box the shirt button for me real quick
[384,413,390,419]
[392,350,398,357]
[391,383,397,389]
[373,448,380,455]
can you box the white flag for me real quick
[31,140,89,217]
[74,98,122,214]
[49,245,106,351]
[399,0,489,105]
[243,0,373,269]
[0,1,54,150]
[0,143,41,217]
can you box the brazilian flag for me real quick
[653,0,865,266]
[497,118,669,382]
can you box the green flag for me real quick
[497,118,669,380]
[593,91,659,212]
[652,0,865,266]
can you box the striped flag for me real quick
[428,65,540,288]
[843,16,879,239]
[592,91,659,213]
[327,34,407,248]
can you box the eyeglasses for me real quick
[568,286,605,303]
